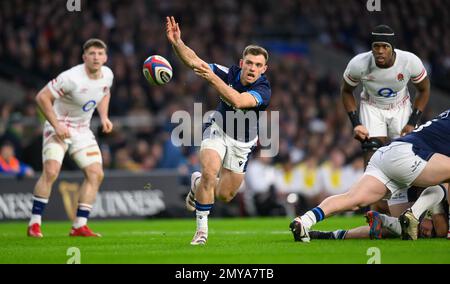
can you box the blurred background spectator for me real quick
[0,141,34,178]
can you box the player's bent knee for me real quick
[217,192,234,203]
[84,165,104,184]
[201,171,217,187]
[44,166,60,182]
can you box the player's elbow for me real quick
[231,100,244,109]
[231,96,256,109]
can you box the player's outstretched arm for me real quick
[97,90,113,133]
[35,86,70,141]
[401,77,430,136]
[166,16,207,70]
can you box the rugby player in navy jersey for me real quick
[166,16,271,245]
[290,109,450,242]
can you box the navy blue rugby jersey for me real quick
[396,109,450,160]
[205,64,271,142]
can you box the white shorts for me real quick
[200,123,257,173]
[360,99,411,139]
[365,142,427,195]
[42,122,102,168]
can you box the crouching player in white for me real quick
[342,25,430,213]
[27,39,114,238]
[166,17,271,245]
[290,109,450,242]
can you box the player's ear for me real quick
[262,64,268,74]
[239,59,243,68]
[82,53,86,62]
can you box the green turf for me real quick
[1,216,449,264]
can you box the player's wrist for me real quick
[347,111,362,128]
[407,108,423,126]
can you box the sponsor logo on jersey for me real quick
[377,88,396,98]
[82,100,97,112]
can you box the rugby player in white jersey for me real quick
[341,25,431,214]
[27,39,114,238]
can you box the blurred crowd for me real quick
[0,0,446,206]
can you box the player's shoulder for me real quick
[347,51,372,69]
[59,64,83,78]
[101,65,114,79]
[395,49,422,62]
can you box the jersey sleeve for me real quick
[47,71,76,99]
[248,81,271,108]
[208,63,229,83]
[343,56,362,87]
[104,66,114,89]
[408,53,427,84]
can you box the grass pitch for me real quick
[1,216,449,264]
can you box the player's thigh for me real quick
[360,102,388,137]
[71,144,103,170]
[216,168,245,199]
[42,135,67,165]
[413,153,450,187]
[387,102,411,139]
[199,148,223,177]
[200,124,226,175]
[346,175,389,206]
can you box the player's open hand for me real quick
[101,118,113,134]
[166,16,181,45]
[400,124,414,137]
[353,125,369,142]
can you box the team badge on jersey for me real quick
[397,73,404,81]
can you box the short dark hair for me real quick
[83,38,108,52]
[243,45,269,64]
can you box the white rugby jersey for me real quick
[343,49,427,107]
[47,64,114,130]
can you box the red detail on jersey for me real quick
[80,88,88,94]
[347,74,358,83]
[397,73,404,81]
[412,68,426,82]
